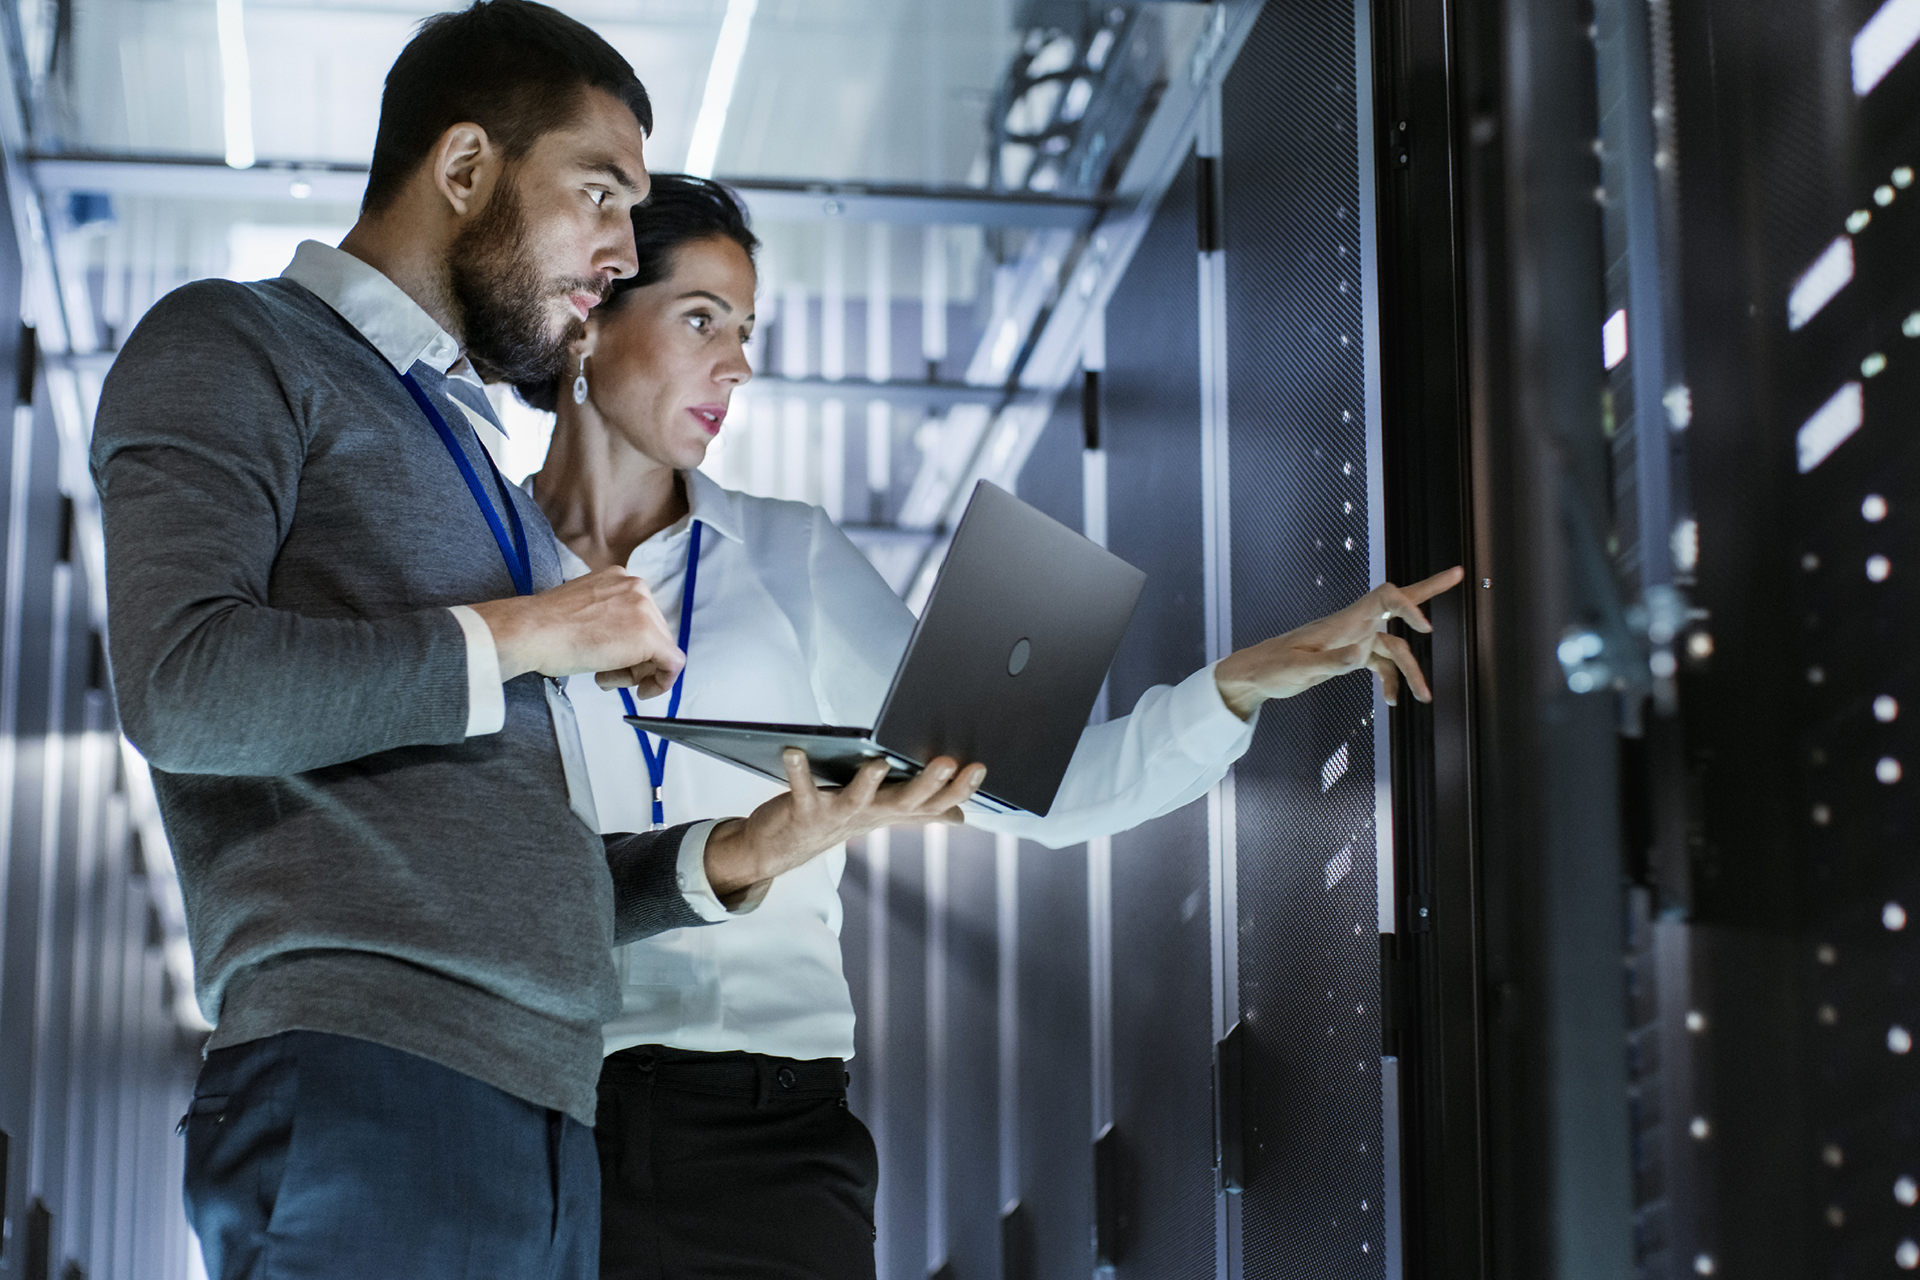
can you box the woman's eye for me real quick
[688,315,711,331]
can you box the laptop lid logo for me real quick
[1007,638,1032,676]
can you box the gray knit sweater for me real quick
[91,276,708,1123]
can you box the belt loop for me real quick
[753,1055,773,1111]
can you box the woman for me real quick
[517,175,1458,1278]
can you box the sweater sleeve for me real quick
[90,282,474,777]
[602,823,717,943]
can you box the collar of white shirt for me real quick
[279,239,483,390]
[680,469,746,546]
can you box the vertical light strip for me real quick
[1083,315,1115,1150]
[996,833,1020,1216]
[865,224,893,521]
[867,223,892,383]
[682,0,758,178]
[1087,835,1113,1139]
[216,0,255,169]
[820,400,845,522]
[924,823,950,1276]
[748,396,778,497]
[865,402,891,520]
[1083,314,1110,721]
[822,219,846,382]
[1196,81,1241,1280]
[780,280,811,502]
[780,398,809,502]
[865,830,891,1272]
[1355,0,1394,941]
[921,225,947,375]
[0,399,36,976]
[26,560,72,1197]
[1355,2,1402,1270]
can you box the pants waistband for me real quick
[603,1045,849,1101]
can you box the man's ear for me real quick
[430,122,497,218]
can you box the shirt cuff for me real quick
[447,605,506,737]
[674,819,766,920]
[1173,660,1262,756]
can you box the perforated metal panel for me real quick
[1221,2,1388,1274]
[939,827,1001,1278]
[1014,836,1093,1278]
[1104,149,1221,1280]
[877,828,929,1280]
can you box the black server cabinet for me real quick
[1662,0,1920,1273]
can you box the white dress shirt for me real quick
[561,469,1259,1061]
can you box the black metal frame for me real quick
[1369,0,1487,1271]
[1372,0,1646,1275]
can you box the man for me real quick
[89,4,978,1277]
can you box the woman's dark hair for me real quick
[363,0,653,216]
[514,173,760,411]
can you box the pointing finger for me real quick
[1401,565,1466,607]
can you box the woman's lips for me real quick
[688,405,727,435]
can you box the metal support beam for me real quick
[27,155,1103,227]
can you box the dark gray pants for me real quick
[595,1046,878,1280]
[182,1030,598,1280]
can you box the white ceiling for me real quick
[50,0,1017,186]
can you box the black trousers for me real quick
[595,1045,879,1280]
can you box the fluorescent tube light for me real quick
[217,0,255,169]
[683,0,758,178]
[1853,0,1920,95]
[1796,382,1863,474]
[1787,237,1853,332]
[1602,308,1629,369]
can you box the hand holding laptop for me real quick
[703,749,986,909]
[1212,566,1468,719]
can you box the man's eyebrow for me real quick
[581,158,645,194]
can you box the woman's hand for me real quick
[702,750,986,908]
[1212,566,1466,719]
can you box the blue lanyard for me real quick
[619,519,703,827]
[398,371,534,597]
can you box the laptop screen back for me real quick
[875,481,1146,815]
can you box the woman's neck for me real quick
[532,409,688,571]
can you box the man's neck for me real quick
[532,413,688,571]
[338,214,464,346]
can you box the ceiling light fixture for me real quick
[216,0,255,169]
[683,0,758,178]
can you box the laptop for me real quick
[626,480,1147,817]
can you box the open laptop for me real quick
[626,480,1147,817]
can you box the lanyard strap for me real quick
[619,519,704,827]
[398,370,534,597]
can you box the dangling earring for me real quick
[571,355,589,405]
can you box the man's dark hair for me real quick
[515,174,760,411]
[363,0,653,215]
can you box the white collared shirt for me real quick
[562,470,1258,1061]
[279,240,507,739]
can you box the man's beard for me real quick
[446,176,601,385]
